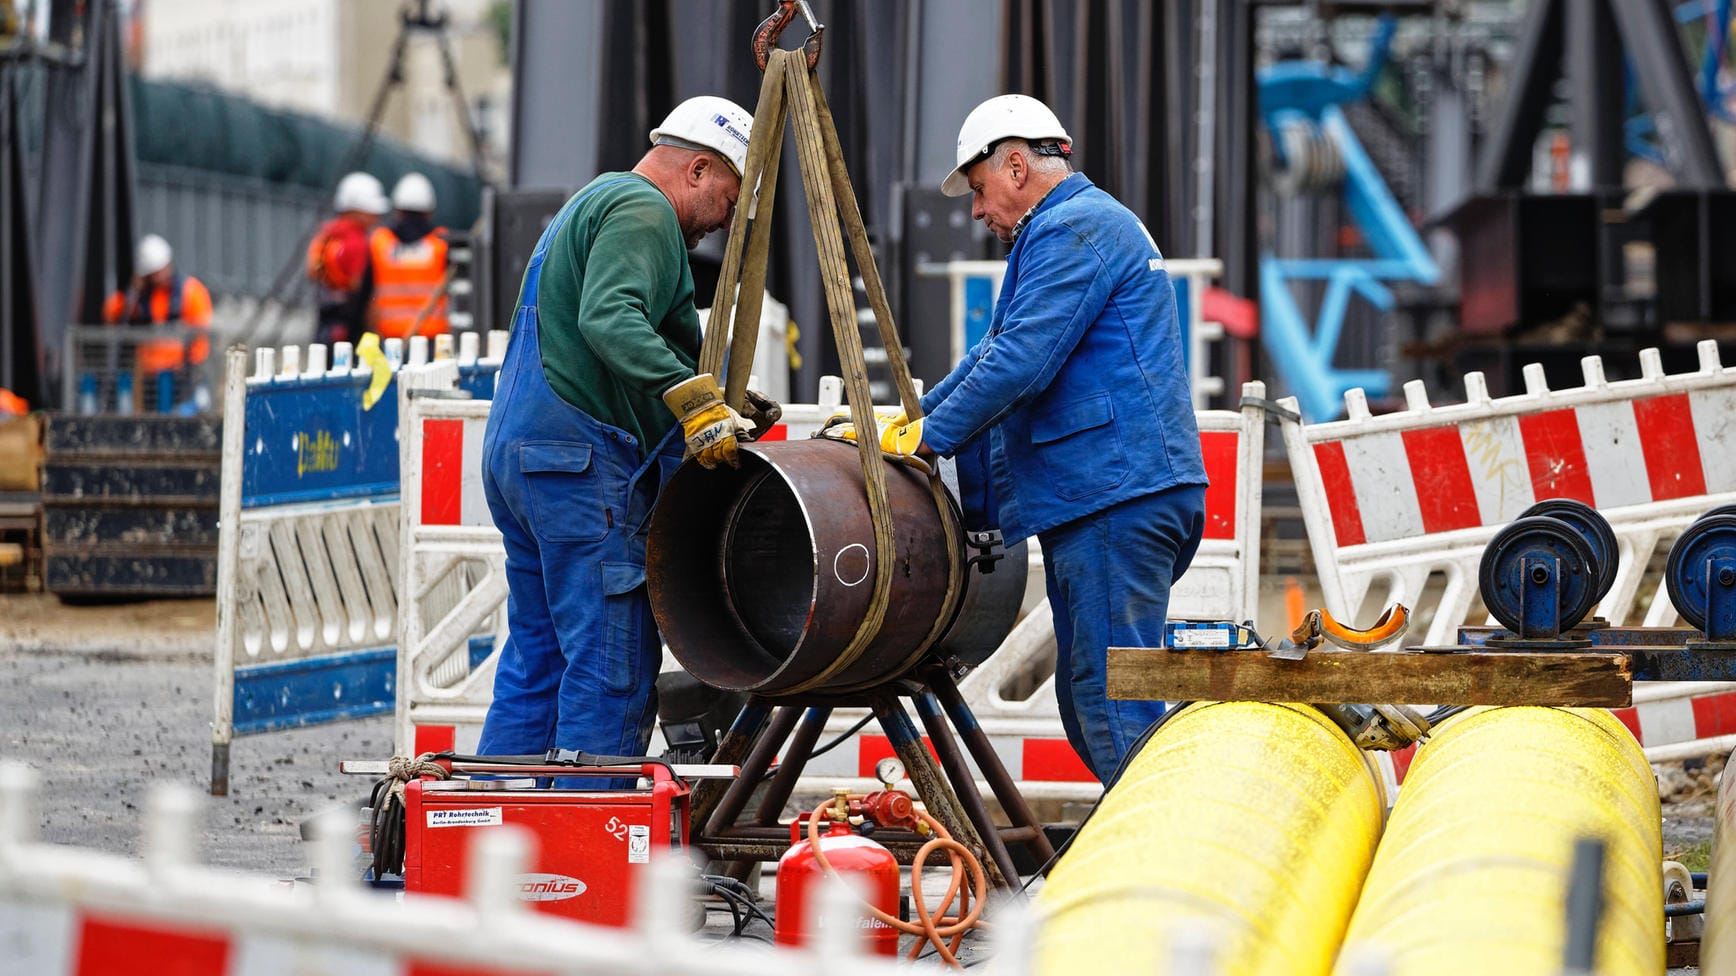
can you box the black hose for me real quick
[760,713,876,782]
[366,774,407,883]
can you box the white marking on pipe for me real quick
[834,544,871,587]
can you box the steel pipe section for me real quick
[1032,702,1386,975]
[1335,707,1663,976]
[648,440,1018,695]
[1706,744,1736,975]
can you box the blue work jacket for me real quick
[921,173,1207,543]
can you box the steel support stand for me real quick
[690,699,777,833]
[693,679,1048,890]
[924,665,1057,864]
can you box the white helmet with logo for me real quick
[135,234,172,276]
[649,95,754,179]
[391,172,436,212]
[941,94,1073,197]
[334,171,390,215]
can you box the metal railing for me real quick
[61,323,218,416]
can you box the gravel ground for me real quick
[0,594,387,875]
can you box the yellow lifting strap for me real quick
[698,45,962,695]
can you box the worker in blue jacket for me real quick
[883,94,1208,782]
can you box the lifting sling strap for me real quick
[697,45,963,695]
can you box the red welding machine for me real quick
[401,760,692,926]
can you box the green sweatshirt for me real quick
[533,172,701,457]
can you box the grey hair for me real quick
[987,138,1071,178]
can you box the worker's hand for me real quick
[815,409,925,456]
[739,389,783,442]
[663,373,753,469]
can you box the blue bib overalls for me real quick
[477,181,687,760]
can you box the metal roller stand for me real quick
[1478,514,1601,647]
[1521,499,1619,608]
[1665,513,1736,650]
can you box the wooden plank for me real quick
[1107,647,1634,707]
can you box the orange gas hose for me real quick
[805,797,990,966]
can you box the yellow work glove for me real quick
[815,409,925,456]
[663,373,753,469]
[357,332,393,411]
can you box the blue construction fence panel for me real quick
[232,356,501,736]
[233,637,498,736]
[240,362,500,510]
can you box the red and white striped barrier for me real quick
[0,762,915,976]
[1613,683,1736,762]
[1281,342,1736,648]
[395,361,505,757]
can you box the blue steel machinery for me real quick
[1255,16,1440,422]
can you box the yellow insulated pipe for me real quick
[1334,707,1663,976]
[1033,701,1385,976]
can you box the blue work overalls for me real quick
[476,182,687,761]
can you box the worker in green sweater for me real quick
[477,96,770,761]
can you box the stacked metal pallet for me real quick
[40,414,220,597]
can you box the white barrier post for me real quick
[210,346,249,795]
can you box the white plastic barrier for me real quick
[1611,684,1736,762]
[211,334,507,794]
[1281,342,1736,648]
[0,762,914,976]
[395,360,507,757]
[917,257,1229,408]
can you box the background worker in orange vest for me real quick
[368,172,449,340]
[308,172,389,346]
[102,233,214,377]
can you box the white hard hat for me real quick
[135,233,172,276]
[649,95,754,179]
[334,171,389,215]
[941,94,1073,197]
[392,172,436,212]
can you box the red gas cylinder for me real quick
[775,818,901,955]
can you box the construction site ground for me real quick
[0,592,1719,968]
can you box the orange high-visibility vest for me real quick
[368,225,449,339]
[101,274,214,372]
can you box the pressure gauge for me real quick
[874,757,905,787]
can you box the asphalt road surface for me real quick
[1,595,387,877]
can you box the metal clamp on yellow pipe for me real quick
[1334,707,1663,976]
[1033,702,1386,976]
